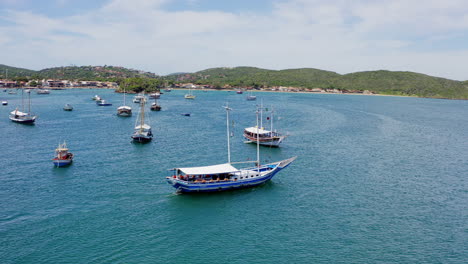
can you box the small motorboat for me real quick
[52,141,73,167]
[92,95,101,101]
[36,89,50,94]
[133,94,146,103]
[97,100,112,106]
[180,113,191,116]
[149,93,161,99]
[2,101,7,105]
[8,90,17,94]
[150,102,161,111]
[63,104,73,111]
[236,90,243,94]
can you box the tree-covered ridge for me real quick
[0,64,36,78]
[0,65,159,81]
[169,67,468,99]
[1,64,467,99]
[38,66,158,80]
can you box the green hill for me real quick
[1,64,467,99]
[170,67,468,99]
[37,66,158,80]
[0,64,36,78]
[0,65,159,81]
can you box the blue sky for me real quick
[1,0,467,80]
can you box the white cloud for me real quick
[0,0,467,80]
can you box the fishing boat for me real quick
[63,104,73,111]
[184,87,196,99]
[133,93,146,103]
[166,104,296,193]
[92,95,101,101]
[246,91,256,101]
[243,105,286,147]
[117,87,132,116]
[36,89,50,94]
[131,96,153,143]
[2,101,7,105]
[52,141,73,167]
[97,100,112,106]
[150,98,161,111]
[9,89,36,124]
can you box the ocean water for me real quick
[0,89,467,263]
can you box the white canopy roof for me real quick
[117,106,132,110]
[244,126,271,135]
[135,124,151,130]
[10,110,27,116]
[177,163,238,175]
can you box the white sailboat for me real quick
[184,86,196,99]
[117,87,132,116]
[131,94,153,143]
[246,90,256,101]
[9,88,36,124]
[166,103,296,193]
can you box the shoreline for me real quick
[10,86,463,100]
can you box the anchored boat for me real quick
[52,142,73,167]
[131,95,153,143]
[9,89,36,124]
[63,104,73,111]
[243,105,286,147]
[166,104,296,193]
[117,87,132,116]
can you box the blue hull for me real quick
[167,157,296,193]
[53,160,73,167]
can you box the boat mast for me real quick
[140,95,145,133]
[123,86,126,105]
[28,89,31,114]
[270,106,274,133]
[21,88,24,112]
[224,103,232,163]
[256,107,260,170]
[260,100,263,129]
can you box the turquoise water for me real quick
[1,89,467,263]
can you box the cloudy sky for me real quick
[0,0,467,80]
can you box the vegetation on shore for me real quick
[1,64,467,99]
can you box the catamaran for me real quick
[131,95,153,143]
[9,88,36,124]
[52,141,73,167]
[117,87,132,116]
[166,104,296,193]
[243,105,286,147]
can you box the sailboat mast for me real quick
[225,104,231,163]
[21,88,24,112]
[140,97,145,132]
[270,106,274,132]
[256,107,260,169]
[28,89,31,114]
[123,86,126,105]
[260,101,263,129]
